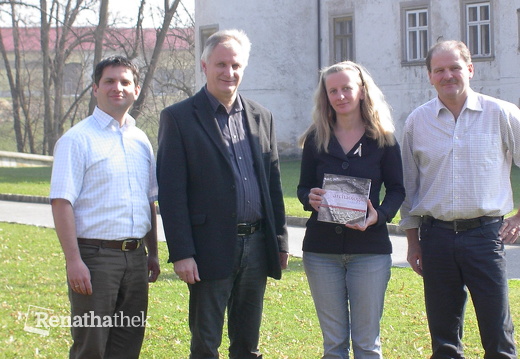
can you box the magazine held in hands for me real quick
[317,173,372,226]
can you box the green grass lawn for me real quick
[2,164,520,357]
[3,163,520,220]
[2,222,519,358]
[0,166,52,197]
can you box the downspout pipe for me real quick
[317,0,322,70]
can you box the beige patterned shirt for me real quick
[400,90,520,230]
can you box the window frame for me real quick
[198,25,219,69]
[330,15,355,63]
[63,62,84,96]
[462,0,493,59]
[400,1,430,65]
[516,8,520,51]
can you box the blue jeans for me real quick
[420,221,517,359]
[188,230,268,359]
[303,252,391,359]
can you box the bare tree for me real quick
[87,0,109,115]
[43,0,98,154]
[130,0,181,119]
[0,0,33,152]
[0,0,195,154]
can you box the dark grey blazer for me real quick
[157,88,288,280]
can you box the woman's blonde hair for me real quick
[299,61,395,152]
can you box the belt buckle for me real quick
[237,223,257,236]
[453,221,461,232]
[453,220,472,232]
[121,239,140,251]
[237,223,248,236]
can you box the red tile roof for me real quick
[0,26,192,52]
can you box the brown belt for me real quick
[421,215,502,232]
[77,237,143,251]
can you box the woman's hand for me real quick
[345,199,378,232]
[308,188,326,212]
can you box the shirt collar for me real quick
[464,90,482,112]
[204,85,243,114]
[434,89,482,116]
[92,106,136,129]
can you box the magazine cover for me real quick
[317,173,372,226]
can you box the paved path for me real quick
[1,200,520,279]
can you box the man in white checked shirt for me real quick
[50,56,160,359]
[400,40,520,359]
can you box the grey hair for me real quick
[201,29,251,67]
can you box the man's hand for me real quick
[174,257,200,284]
[67,258,93,295]
[406,229,423,276]
[499,213,520,244]
[147,255,160,282]
[52,198,93,295]
[279,252,289,270]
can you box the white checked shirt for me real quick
[400,90,520,230]
[50,107,158,240]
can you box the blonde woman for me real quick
[297,61,405,358]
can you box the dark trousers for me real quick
[420,221,516,359]
[69,244,149,359]
[188,230,268,359]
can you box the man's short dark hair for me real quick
[425,40,472,73]
[94,56,139,86]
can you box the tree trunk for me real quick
[40,0,53,155]
[88,0,110,115]
[130,0,181,119]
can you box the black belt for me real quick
[421,215,502,232]
[237,221,262,236]
[77,238,143,251]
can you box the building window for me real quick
[465,2,492,57]
[405,9,428,61]
[63,63,83,95]
[400,2,429,64]
[517,8,520,50]
[333,16,354,62]
[198,25,218,73]
[199,25,218,55]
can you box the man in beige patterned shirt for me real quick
[400,40,520,359]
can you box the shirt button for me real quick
[342,162,349,170]
[335,226,343,234]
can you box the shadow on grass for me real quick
[0,166,52,183]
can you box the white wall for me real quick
[195,0,319,156]
[196,0,520,155]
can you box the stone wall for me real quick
[0,151,53,167]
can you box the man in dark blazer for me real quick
[157,29,289,359]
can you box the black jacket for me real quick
[157,88,288,280]
[297,131,405,254]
